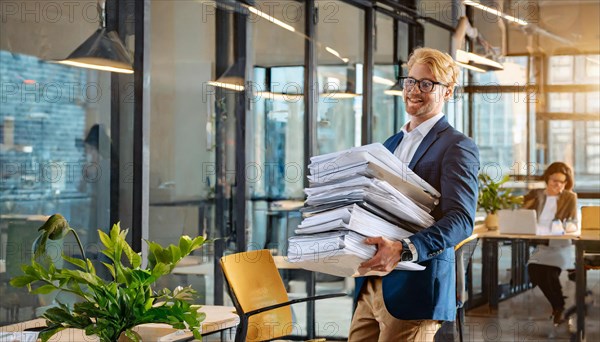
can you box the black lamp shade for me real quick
[57,28,133,74]
[385,80,404,96]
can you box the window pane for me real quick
[473,93,528,175]
[472,56,528,86]
[583,55,600,82]
[0,51,112,316]
[314,1,363,338]
[548,93,574,113]
[547,121,600,192]
[549,56,574,84]
[148,0,217,305]
[372,64,398,143]
[548,121,574,164]
[316,1,364,155]
[424,22,450,53]
[249,0,307,271]
[251,66,305,200]
[584,121,600,176]
[372,12,398,143]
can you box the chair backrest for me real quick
[581,206,600,230]
[220,249,293,341]
[6,219,64,278]
[4,219,63,312]
[454,236,478,306]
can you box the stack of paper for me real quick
[308,143,440,208]
[287,229,424,277]
[287,143,440,277]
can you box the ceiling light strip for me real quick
[463,0,528,26]
[247,6,296,32]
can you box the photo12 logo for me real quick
[199,0,339,25]
[0,1,130,24]
[1,81,103,104]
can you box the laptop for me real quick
[498,209,540,235]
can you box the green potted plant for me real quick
[478,174,523,229]
[10,214,206,342]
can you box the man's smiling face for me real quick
[403,63,451,127]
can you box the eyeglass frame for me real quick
[400,76,448,93]
[548,176,567,185]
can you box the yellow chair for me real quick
[436,235,479,342]
[454,235,479,342]
[220,249,346,342]
[564,206,600,326]
[581,206,600,270]
[581,206,600,231]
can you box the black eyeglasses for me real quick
[400,77,448,93]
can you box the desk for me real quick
[266,200,304,255]
[0,305,239,340]
[574,233,600,342]
[473,226,600,342]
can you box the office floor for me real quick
[2,271,598,341]
[289,269,600,341]
[465,271,600,342]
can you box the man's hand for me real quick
[359,236,403,272]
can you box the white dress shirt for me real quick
[394,113,445,165]
[394,113,444,262]
[528,195,574,269]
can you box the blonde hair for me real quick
[407,47,460,89]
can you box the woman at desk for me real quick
[525,162,578,326]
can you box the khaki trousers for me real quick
[348,278,440,342]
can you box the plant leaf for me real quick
[11,218,207,342]
[9,275,37,287]
[31,284,58,295]
[39,325,66,342]
[62,254,87,270]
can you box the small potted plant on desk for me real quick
[10,214,206,342]
[478,174,523,230]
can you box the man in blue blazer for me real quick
[348,47,480,341]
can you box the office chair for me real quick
[455,235,479,342]
[564,206,600,326]
[581,206,600,232]
[1,219,63,322]
[435,235,479,342]
[220,249,346,342]
[1,220,43,321]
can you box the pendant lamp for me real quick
[56,1,133,74]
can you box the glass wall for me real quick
[470,57,530,177]
[6,1,598,339]
[545,54,600,192]
[316,1,364,154]
[0,3,114,321]
[468,52,600,194]
[473,92,528,175]
[147,0,218,305]
[372,12,400,143]
[248,0,306,265]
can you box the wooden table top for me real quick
[0,305,239,341]
[473,224,600,241]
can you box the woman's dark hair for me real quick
[543,162,574,190]
[84,124,112,159]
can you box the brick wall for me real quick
[0,50,90,227]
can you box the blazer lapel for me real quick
[384,131,404,152]
[408,116,450,169]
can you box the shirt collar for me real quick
[401,112,445,136]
